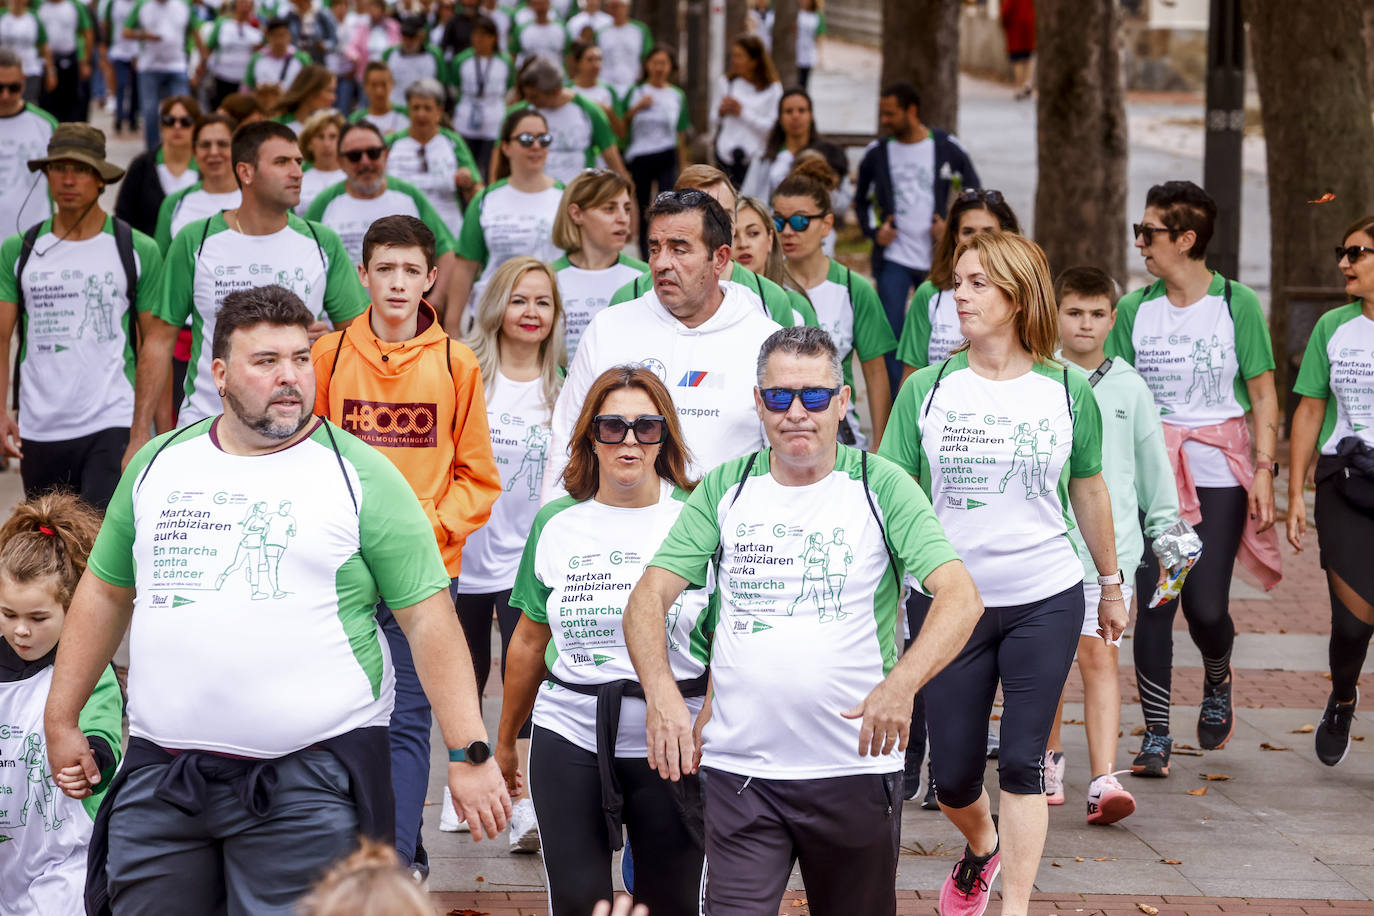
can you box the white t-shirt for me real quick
[511,18,566,70]
[0,12,45,75]
[0,106,54,240]
[456,178,564,310]
[88,419,451,758]
[126,0,193,72]
[533,95,616,184]
[564,8,610,41]
[649,447,960,779]
[35,1,80,56]
[512,483,710,757]
[796,9,823,68]
[595,19,650,97]
[156,159,199,197]
[884,136,936,271]
[206,18,262,83]
[354,107,410,137]
[163,186,241,247]
[552,252,648,360]
[451,50,512,141]
[304,177,455,266]
[0,216,161,441]
[713,77,781,166]
[383,47,441,107]
[623,83,689,161]
[457,373,551,593]
[298,166,345,216]
[102,0,139,61]
[385,130,479,234]
[247,50,306,89]
[571,81,616,113]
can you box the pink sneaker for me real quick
[939,841,1001,916]
[1044,750,1065,805]
[1086,772,1136,826]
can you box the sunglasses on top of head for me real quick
[758,386,841,413]
[593,414,667,445]
[955,188,1005,205]
[512,131,554,148]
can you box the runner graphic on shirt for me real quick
[1000,422,1036,496]
[665,595,684,651]
[215,501,270,597]
[260,500,297,598]
[19,733,61,832]
[822,528,853,621]
[506,425,549,500]
[790,532,830,620]
[274,267,314,303]
[1207,334,1226,403]
[1030,418,1056,497]
[76,274,116,342]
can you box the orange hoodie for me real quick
[313,302,501,577]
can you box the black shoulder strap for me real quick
[328,326,347,391]
[302,218,327,277]
[112,217,141,358]
[12,224,42,410]
[1223,276,1233,319]
[320,420,359,514]
[134,421,205,493]
[860,450,899,585]
[712,450,761,571]
[1062,365,1074,424]
[1087,357,1113,388]
[196,215,214,256]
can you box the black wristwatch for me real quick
[448,740,492,765]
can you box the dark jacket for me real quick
[113,147,170,239]
[854,129,980,272]
[286,7,339,62]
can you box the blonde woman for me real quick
[275,64,337,134]
[454,256,565,853]
[297,108,347,215]
[879,231,1119,916]
[551,169,647,360]
[732,196,817,327]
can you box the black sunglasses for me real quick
[759,386,841,413]
[773,212,825,233]
[161,114,194,128]
[593,414,667,445]
[342,145,386,163]
[512,131,554,148]
[1336,244,1374,265]
[1133,223,1180,245]
[955,188,1005,205]
[0,81,23,96]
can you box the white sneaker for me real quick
[1044,750,1065,805]
[1086,772,1136,826]
[508,797,540,853]
[438,786,469,833]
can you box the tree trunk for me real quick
[772,0,799,87]
[725,0,749,45]
[1243,0,1374,404]
[880,0,959,132]
[1032,0,1128,285]
[635,0,679,57]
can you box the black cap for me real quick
[399,14,426,37]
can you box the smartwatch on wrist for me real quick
[1096,569,1124,587]
[448,740,492,765]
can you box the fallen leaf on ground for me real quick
[1354,735,1366,742]
[474,876,484,882]
[1309,192,1337,204]
[1173,748,1204,756]
[1291,724,1316,734]
[1138,904,1161,915]
[1186,786,1208,796]
[1075,856,1085,862]
[1322,672,1333,680]
[1051,860,1061,867]
[1279,628,1287,634]
[1260,742,1291,751]
[1202,773,1231,780]
[792,899,807,906]
[1095,856,1113,861]
[1062,718,1085,725]
[447,910,487,916]
[990,714,1001,720]
[1131,725,1146,736]
[1161,858,1183,865]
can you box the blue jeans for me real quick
[138,69,190,149]
[112,59,138,129]
[874,259,927,401]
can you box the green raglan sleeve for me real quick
[1128,371,1179,539]
[1068,369,1103,478]
[583,97,616,157]
[447,48,471,89]
[0,234,21,303]
[316,223,370,321]
[88,430,176,587]
[1231,282,1276,379]
[443,128,482,185]
[511,497,574,622]
[508,22,524,57]
[786,289,818,327]
[350,433,451,607]
[131,228,163,312]
[1105,288,1143,363]
[649,461,741,588]
[849,269,897,361]
[403,182,457,255]
[153,187,189,253]
[124,0,147,30]
[303,180,346,222]
[455,188,490,265]
[1293,308,1339,400]
[674,85,691,132]
[635,20,653,57]
[151,219,200,327]
[77,665,124,818]
[876,367,933,491]
[817,10,827,34]
[608,272,645,306]
[867,453,960,588]
[205,17,222,51]
[897,280,936,369]
[34,12,48,47]
[243,51,261,88]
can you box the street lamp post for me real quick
[1203,0,1245,281]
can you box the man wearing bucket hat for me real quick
[0,122,162,508]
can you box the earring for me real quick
[218,388,226,397]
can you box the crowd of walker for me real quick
[1,3,1372,916]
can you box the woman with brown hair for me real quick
[297,108,347,215]
[497,365,708,916]
[712,35,781,188]
[275,63,337,134]
[114,94,201,237]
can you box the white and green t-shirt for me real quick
[514,96,617,183]
[512,482,712,756]
[304,176,457,267]
[0,216,161,441]
[595,19,652,97]
[552,251,647,359]
[34,0,87,57]
[298,165,344,217]
[382,45,443,107]
[803,260,897,446]
[154,213,369,426]
[878,352,1103,606]
[450,49,513,141]
[1107,272,1274,487]
[88,419,451,757]
[204,16,261,83]
[0,663,122,915]
[650,446,960,779]
[1294,302,1374,455]
[244,48,309,89]
[349,105,410,137]
[101,0,138,62]
[796,8,826,69]
[0,11,46,76]
[154,181,241,253]
[0,105,55,241]
[896,280,962,370]
[456,373,553,593]
[124,0,194,72]
[623,82,690,161]
[509,18,567,71]
[384,128,482,233]
[883,136,936,272]
[456,177,564,309]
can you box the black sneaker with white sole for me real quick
[1315,689,1358,766]
[1197,670,1235,750]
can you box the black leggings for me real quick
[922,582,1083,808]
[1133,485,1246,732]
[454,589,529,737]
[629,147,680,259]
[529,725,704,916]
[20,427,129,510]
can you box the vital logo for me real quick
[677,370,724,389]
[731,619,773,634]
[341,399,438,449]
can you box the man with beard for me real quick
[125,120,368,467]
[304,121,456,308]
[43,285,512,915]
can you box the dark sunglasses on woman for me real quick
[1335,244,1374,265]
[513,131,554,148]
[772,212,825,233]
[161,114,195,128]
[593,414,667,445]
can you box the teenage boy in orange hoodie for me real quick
[312,214,502,879]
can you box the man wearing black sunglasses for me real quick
[0,49,54,241]
[625,325,981,916]
[544,187,782,500]
[304,121,458,312]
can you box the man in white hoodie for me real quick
[544,189,780,501]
